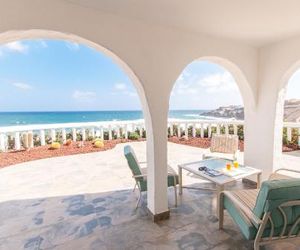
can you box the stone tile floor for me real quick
[1,182,300,250]
[0,141,300,249]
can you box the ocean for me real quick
[0,110,210,127]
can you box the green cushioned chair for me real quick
[219,168,300,250]
[124,145,178,208]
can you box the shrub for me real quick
[128,132,140,140]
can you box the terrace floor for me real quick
[0,142,299,249]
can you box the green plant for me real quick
[128,132,140,140]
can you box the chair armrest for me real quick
[275,168,300,175]
[133,174,147,179]
[222,191,262,226]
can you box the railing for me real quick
[0,119,298,152]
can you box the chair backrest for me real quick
[124,145,142,177]
[210,134,238,154]
[253,178,300,230]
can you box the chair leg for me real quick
[133,183,137,192]
[135,190,142,209]
[218,192,224,229]
[174,185,177,207]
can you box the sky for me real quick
[0,39,298,112]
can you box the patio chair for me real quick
[203,134,239,161]
[219,168,300,250]
[124,145,178,208]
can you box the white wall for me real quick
[3,0,293,215]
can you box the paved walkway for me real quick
[0,142,299,249]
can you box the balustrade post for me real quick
[225,124,229,135]
[170,123,174,136]
[81,128,86,141]
[14,132,21,150]
[124,125,128,139]
[51,129,56,142]
[233,124,238,135]
[116,126,121,138]
[216,124,221,135]
[100,127,104,139]
[192,124,196,137]
[72,128,77,141]
[28,131,34,148]
[298,128,300,147]
[287,127,292,142]
[200,123,204,138]
[108,126,113,140]
[62,129,67,143]
[177,124,181,138]
[40,130,46,146]
[0,133,6,152]
[185,123,188,139]
[208,125,212,138]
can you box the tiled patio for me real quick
[0,142,299,249]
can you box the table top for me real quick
[178,158,262,186]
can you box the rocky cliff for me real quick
[201,99,300,122]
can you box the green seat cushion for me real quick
[224,195,297,240]
[253,178,300,229]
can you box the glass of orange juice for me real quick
[233,161,239,168]
[226,163,231,170]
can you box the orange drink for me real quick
[233,161,239,168]
[226,163,231,170]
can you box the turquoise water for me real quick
[0,110,208,127]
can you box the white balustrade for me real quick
[124,125,128,139]
[216,124,221,135]
[81,128,86,141]
[200,124,204,138]
[184,123,188,139]
[62,129,67,143]
[225,124,229,135]
[287,127,292,142]
[40,130,46,146]
[51,129,56,142]
[108,126,112,140]
[233,124,238,135]
[170,123,174,136]
[14,131,21,150]
[177,124,181,137]
[72,128,77,141]
[192,124,196,137]
[208,125,212,138]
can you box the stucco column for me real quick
[145,92,170,221]
[244,81,280,181]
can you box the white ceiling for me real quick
[66,0,300,47]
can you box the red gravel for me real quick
[0,139,145,168]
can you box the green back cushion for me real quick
[124,145,142,176]
[253,178,300,229]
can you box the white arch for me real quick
[0,29,153,137]
[168,56,255,115]
[273,60,300,163]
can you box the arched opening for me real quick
[274,64,300,172]
[167,58,256,209]
[0,32,154,241]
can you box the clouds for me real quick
[172,71,238,96]
[0,41,28,56]
[12,82,33,90]
[65,41,80,51]
[111,83,137,97]
[72,90,96,102]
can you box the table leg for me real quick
[257,173,261,189]
[217,185,224,220]
[178,166,183,195]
